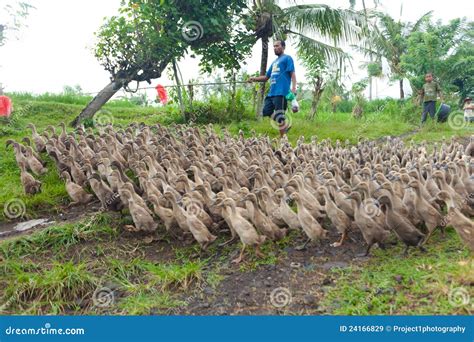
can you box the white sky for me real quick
[0,0,472,99]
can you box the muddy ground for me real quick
[0,205,383,315]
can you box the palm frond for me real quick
[410,11,432,33]
[284,5,365,45]
[291,30,351,65]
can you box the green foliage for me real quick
[401,18,473,95]
[355,10,432,97]
[0,1,34,47]
[182,90,253,124]
[94,0,253,85]
[367,61,382,77]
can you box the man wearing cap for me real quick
[248,40,297,137]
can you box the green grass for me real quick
[0,212,117,258]
[0,215,207,314]
[321,229,473,315]
[1,261,98,314]
[117,289,184,315]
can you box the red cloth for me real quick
[0,96,12,117]
[155,84,168,104]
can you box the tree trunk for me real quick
[256,36,269,119]
[399,78,405,99]
[71,81,122,127]
[172,60,186,122]
[308,77,324,120]
[368,76,372,101]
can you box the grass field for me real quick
[0,93,472,315]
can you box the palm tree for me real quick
[248,0,364,116]
[354,10,432,99]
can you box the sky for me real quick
[0,0,472,100]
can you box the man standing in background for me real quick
[248,40,297,137]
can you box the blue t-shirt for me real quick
[266,54,295,97]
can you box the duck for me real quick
[148,194,178,233]
[183,207,217,250]
[24,146,48,175]
[6,139,28,170]
[215,197,266,264]
[181,195,214,229]
[273,188,301,230]
[285,177,325,220]
[159,191,190,233]
[89,173,122,211]
[120,189,158,233]
[255,187,288,227]
[26,123,46,152]
[64,156,87,187]
[61,171,94,205]
[290,192,328,250]
[317,186,352,247]
[20,164,42,195]
[241,192,287,240]
[346,192,390,256]
[407,179,443,243]
[436,191,473,251]
[377,194,425,255]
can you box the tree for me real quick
[244,1,364,117]
[299,48,349,119]
[72,0,254,127]
[401,18,472,99]
[0,1,33,48]
[354,10,432,99]
[445,24,474,102]
[351,79,367,118]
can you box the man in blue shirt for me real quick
[248,40,297,137]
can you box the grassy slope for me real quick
[0,94,472,315]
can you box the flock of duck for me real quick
[6,122,474,263]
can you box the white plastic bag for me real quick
[291,99,299,113]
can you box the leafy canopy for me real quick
[94,0,254,86]
[401,17,473,95]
